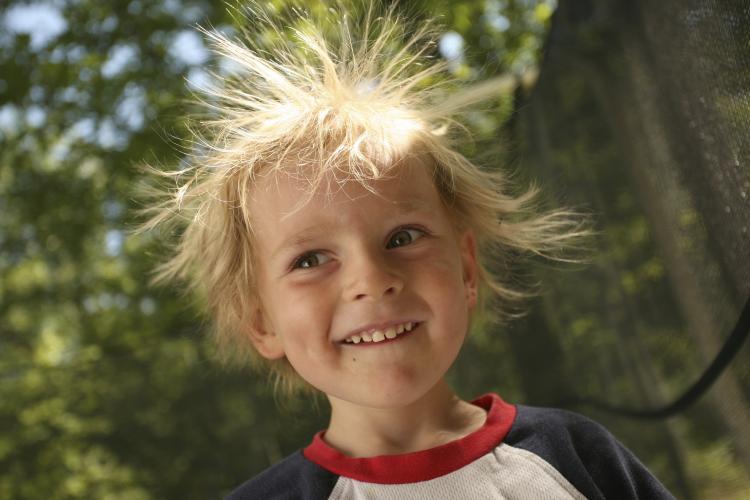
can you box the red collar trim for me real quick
[302,393,516,484]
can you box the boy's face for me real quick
[248,159,478,409]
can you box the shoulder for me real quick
[503,405,675,500]
[506,404,615,449]
[225,450,339,500]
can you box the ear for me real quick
[246,307,286,360]
[459,229,479,309]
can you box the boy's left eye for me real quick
[386,228,425,249]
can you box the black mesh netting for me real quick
[504,0,750,496]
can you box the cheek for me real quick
[414,255,471,329]
[268,283,337,349]
[272,278,332,316]
[420,251,467,297]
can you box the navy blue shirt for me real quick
[227,394,674,499]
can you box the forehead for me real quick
[246,159,451,262]
[250,159,440,224]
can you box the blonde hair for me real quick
[136,2,587,395]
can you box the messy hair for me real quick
[136,2,587,395]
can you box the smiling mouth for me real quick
[340,322,420,345]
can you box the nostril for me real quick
[348,274,404,301]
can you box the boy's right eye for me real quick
[292,251,330,270]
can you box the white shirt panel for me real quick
[328,443,586,500]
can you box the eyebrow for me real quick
[271,228,332,260]
[269,200,432,261]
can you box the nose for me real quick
[344,250,404,302]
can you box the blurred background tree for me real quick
[1,0,748,498]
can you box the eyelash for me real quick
[291,251,329,270]
[289,225,428,271]
[386,226,427,249]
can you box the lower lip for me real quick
[342,323,420,347]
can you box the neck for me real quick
[323,380,487,457]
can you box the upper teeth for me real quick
[344,322,416,344]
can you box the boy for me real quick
[142,3,674,499]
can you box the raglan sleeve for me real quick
[506,405,675,500]
[565,415,676,499]
[225,451,339,500]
